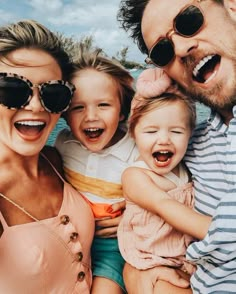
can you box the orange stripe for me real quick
[81,197,122,218]
[64,167,123,199]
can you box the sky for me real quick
[0,0,145,63]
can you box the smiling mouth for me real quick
[152,151,173,163]
[14,121,45,136]
[192,54,221,83]
[84,128,104,139]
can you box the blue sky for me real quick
[0,0,145,63]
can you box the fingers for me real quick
[123,263,154,294]
[96,214,122,228]
[111,200,126,212]
[94,226,117,238]
[94,205,124,238]
[154,267,190,288]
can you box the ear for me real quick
[119,113,125,122]
[224,0,236,19]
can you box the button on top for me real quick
[76,252,83,262]
[60,215,70,225]
[70,232,79,241]
[77,271,85,281]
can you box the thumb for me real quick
[111,200,126,212]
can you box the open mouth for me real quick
[192,54,221,83]
[14,121,45,136]
[152,151,173,163]
[84,128,104,139]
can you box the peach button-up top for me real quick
[0,155,94,294]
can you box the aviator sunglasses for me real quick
[145,1,205,67]
[0,72,75,113]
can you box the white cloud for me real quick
[0,0,145,63]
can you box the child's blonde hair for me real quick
[68,44,135,122]
[129,86,196,137]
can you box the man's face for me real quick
[142,0,236,116]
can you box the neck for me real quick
[219,109,234,125]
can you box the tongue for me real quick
[15,125,44,136]
[85,129,103,139]
[199,56,220,82]
[156,153,169,162]
[153,152,172,162]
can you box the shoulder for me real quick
[54,128,72,146]
[191,119,211,138]
[122,165,150,184]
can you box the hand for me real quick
[94,200,125,238]
[123,263,190,294]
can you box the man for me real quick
[118,0,236,293]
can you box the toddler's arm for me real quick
[122,167,211,240]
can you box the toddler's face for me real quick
[134,100,192,176]
[67,69,124,152]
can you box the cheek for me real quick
[135,136,150,152]
[67,113,81,127]
[176,138,189,154]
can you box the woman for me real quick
[0,19,94,293]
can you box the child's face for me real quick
[134,100,192,176]
[67,69,124,152]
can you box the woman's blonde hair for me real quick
[0,19,71,78]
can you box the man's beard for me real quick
[179,55,236,116]
[187,82,236,114]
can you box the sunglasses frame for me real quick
[145,0,205,68]
[0,72,75,113]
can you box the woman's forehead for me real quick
[1,48,57,68]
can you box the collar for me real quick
[63,131,136,162]
[208,105,236,133]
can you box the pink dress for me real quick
[0,154,95,293]
[118,161,195,274]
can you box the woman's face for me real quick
[0,48,62,157]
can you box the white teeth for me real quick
[193,55,214,77]
[16,121,45,126]
[86,128,99,132]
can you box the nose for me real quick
[85,106,98,121]
[156,130,170,145]
[171,34,198,59]
[24,88,44,113]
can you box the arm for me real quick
[122,167,211,240]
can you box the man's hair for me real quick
[117,0,150,55]
[117,0,224,56]
[68,44,135,122]
[0,19,71,78]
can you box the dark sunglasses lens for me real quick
[41,84,72,113]
[150,39,175,67]
[0,76,30,108]
[175,5,204,36]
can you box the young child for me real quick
[117,68,211,292]
[55,48,139,294]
